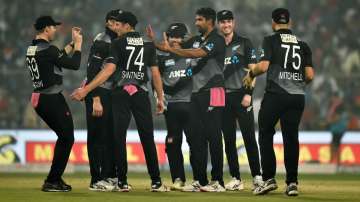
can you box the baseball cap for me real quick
[272,8,290,24]
[106,9,123,21]
[34,16,61,30]
[217,10,234,21]
[116,11,138,28]
[166,23,188,38]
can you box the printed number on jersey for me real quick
[26,57,40,80]
[126,46,144,71]
[281,44,301,70]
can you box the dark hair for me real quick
[196,7,216,25]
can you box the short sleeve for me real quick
[200,34,222,55]
[146,42,157,67]
[259,36,272,61]
[302,42,313,67]
[105,39,121,65]
[245,39,257,65]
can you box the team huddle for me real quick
[25,7,314,197]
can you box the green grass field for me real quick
[1,172,360,202]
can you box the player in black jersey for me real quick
[71,11,169,192]
[85,9,121,191]
[154,8,226,192]
[217,10,263,191]
[243,8,315,196]
[25,16,82,192]
[148,22,193,190]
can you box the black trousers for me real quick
[111,88,161,183]
[188,91,224,186]
[222,91,261,179]
[85,88,116,184]
[34,92,74,183]
[258,92,304,185]
[164,102,193,183]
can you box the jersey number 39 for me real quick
[26,57,40,80]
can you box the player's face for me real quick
[106,19,117,32]
[195,15,208,34]
[46,26,57,41]
[218,19,234,35]
[272,20,276,31]
[116,22,130,35]
[113,21,123,36]
[168,36,182,48]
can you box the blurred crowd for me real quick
[0,0,359,130]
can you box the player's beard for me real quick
[48,33,56,42]
[197,26,207,34]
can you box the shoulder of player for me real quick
[298,40,311,51]
[93,32,111,43]
[156,50,170,57]
[46,45,61,55]
[210,30,225,41]
[233,33,252,44]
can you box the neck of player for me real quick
[203,26,214,38]
[35,33,50,42]
[274,24,290,31]
[224,31,234,45]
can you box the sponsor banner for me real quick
[25,142,167,165]
[1,130,360,165]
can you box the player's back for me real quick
[261,29,312,95]
[108,31,156,88]
[25,39,63,92]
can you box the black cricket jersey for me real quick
[106,31,157,91]
[86,28,117,96]
[157,52,193,102]
[223,32,257,93]
[25,39,81,93]
[260,29,313,95]
[185,28,225,93]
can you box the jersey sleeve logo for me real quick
[204,42,214,51]
[165,59,175,66]
[259,48,265,58]
[250,49,257,59]
[193,41,200,48]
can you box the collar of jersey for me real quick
[32,39,49,45]
[276,29,292,34]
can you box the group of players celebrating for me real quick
[26,6,314,197]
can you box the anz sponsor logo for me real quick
[224,55,240,65]
[169,68,192,78]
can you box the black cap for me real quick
[217,10,234,21]
[106,9,123,21]
[272,8,290,24]
[116,11,138,28]
[34,16,61,30]
[166,23,188,38]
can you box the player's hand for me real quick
[70,87,87,101]
[156,98,165,115]
[92,98,103,117]
[241,94,252,107]
[243,72,254,89]
[72,27,83,44]
[146,25,155,41]
[155,32,171,52]
[162,32,171,51]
